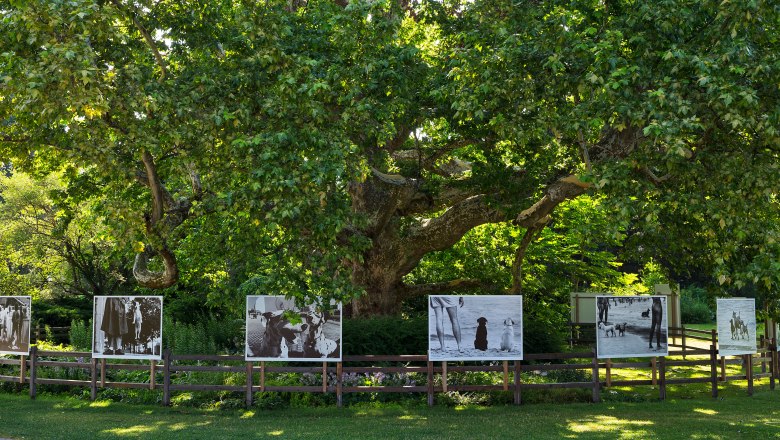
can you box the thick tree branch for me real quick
[133,245,179,289]
[514,175,591,228]
[399,194,506,274]
[134,150,179,288]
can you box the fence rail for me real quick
[1,331,777,408]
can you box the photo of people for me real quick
[245,296,342,362]
[427,295,523,362]
[92,296,163,360]
[716,298,756,357]
[0,296,31,356]
[595,295,668,359]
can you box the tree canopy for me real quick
[1,0,779,317]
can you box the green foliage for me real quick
[342,316,427,355]
[680,285,714,324]
[68,319,92,351]
[162,314,243,355]
[1,0,779,320]
[523,320,566,355]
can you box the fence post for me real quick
[710,344,718,398]
[760,336,767,374]
[651,357,657,386]
[150,361,156,391]
[720,357,726,381]
[101,358,106,387]
[245,362,253,408]
[772,339,780,379]
[441,362,448,393]
[162,349,171,406]
[427,360,434,407]
[260,361,265,392]
[591,348,600,403]
[513,360,522,405]
[502,361,509,392]
[28,346,37,400]
[659,356,666,400]
[90,357,97,401]
[19,355,26,385]
[681,326,687,359]
[745,354,754,396]
[322,362,328,394]
[770,338,776,390]
[605,358,612,387]
[336,362,343,408]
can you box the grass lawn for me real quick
[0,385,778,439]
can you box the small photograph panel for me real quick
[595,295,668,359]
[245,296,342,362]
[92,296,163,360]
[0,296,32,356]
[428,295,523,361]
[716,298,756,357]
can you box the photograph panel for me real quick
[0,296,32,356]
[245,295,342,362]
[428,295,523,361]
[595,295,668,359]
[92,296,163,360]
[716,298,756,357]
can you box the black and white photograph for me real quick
[245,296,342,362]
[716,298,756,357]
[428,295,523,362]
[92,296,163,360]
[595,295,668,359]
[0,296,31,356]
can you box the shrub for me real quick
[162,314,243,355]
[680,286,714,324]
[342,316,427,355]
[68,319,92,351]
[523,320,566,355]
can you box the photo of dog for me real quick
[500,318,515,351]
[474,317,488,351]
[428,295,522,361]
[598,321,616,337]
[595,295,668,359]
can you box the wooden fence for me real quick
[0,330,776,408]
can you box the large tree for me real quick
[2,0,779,315]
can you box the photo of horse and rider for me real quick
[245,296,342,362]
[595,295,668,359]
[92,296,163,360]
[716,298,756,357]
[0,296,31,356]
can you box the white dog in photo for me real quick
[500,318,515,351]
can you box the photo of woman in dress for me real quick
[93,296,163,360]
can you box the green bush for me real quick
[342,316,428,355]
[162,314,243,355]
[680,286,714,324]
[68,319,92,351]
[523,320,566,355]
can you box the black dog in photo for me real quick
[474,317,488,351]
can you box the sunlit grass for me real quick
[567,415,654,438]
